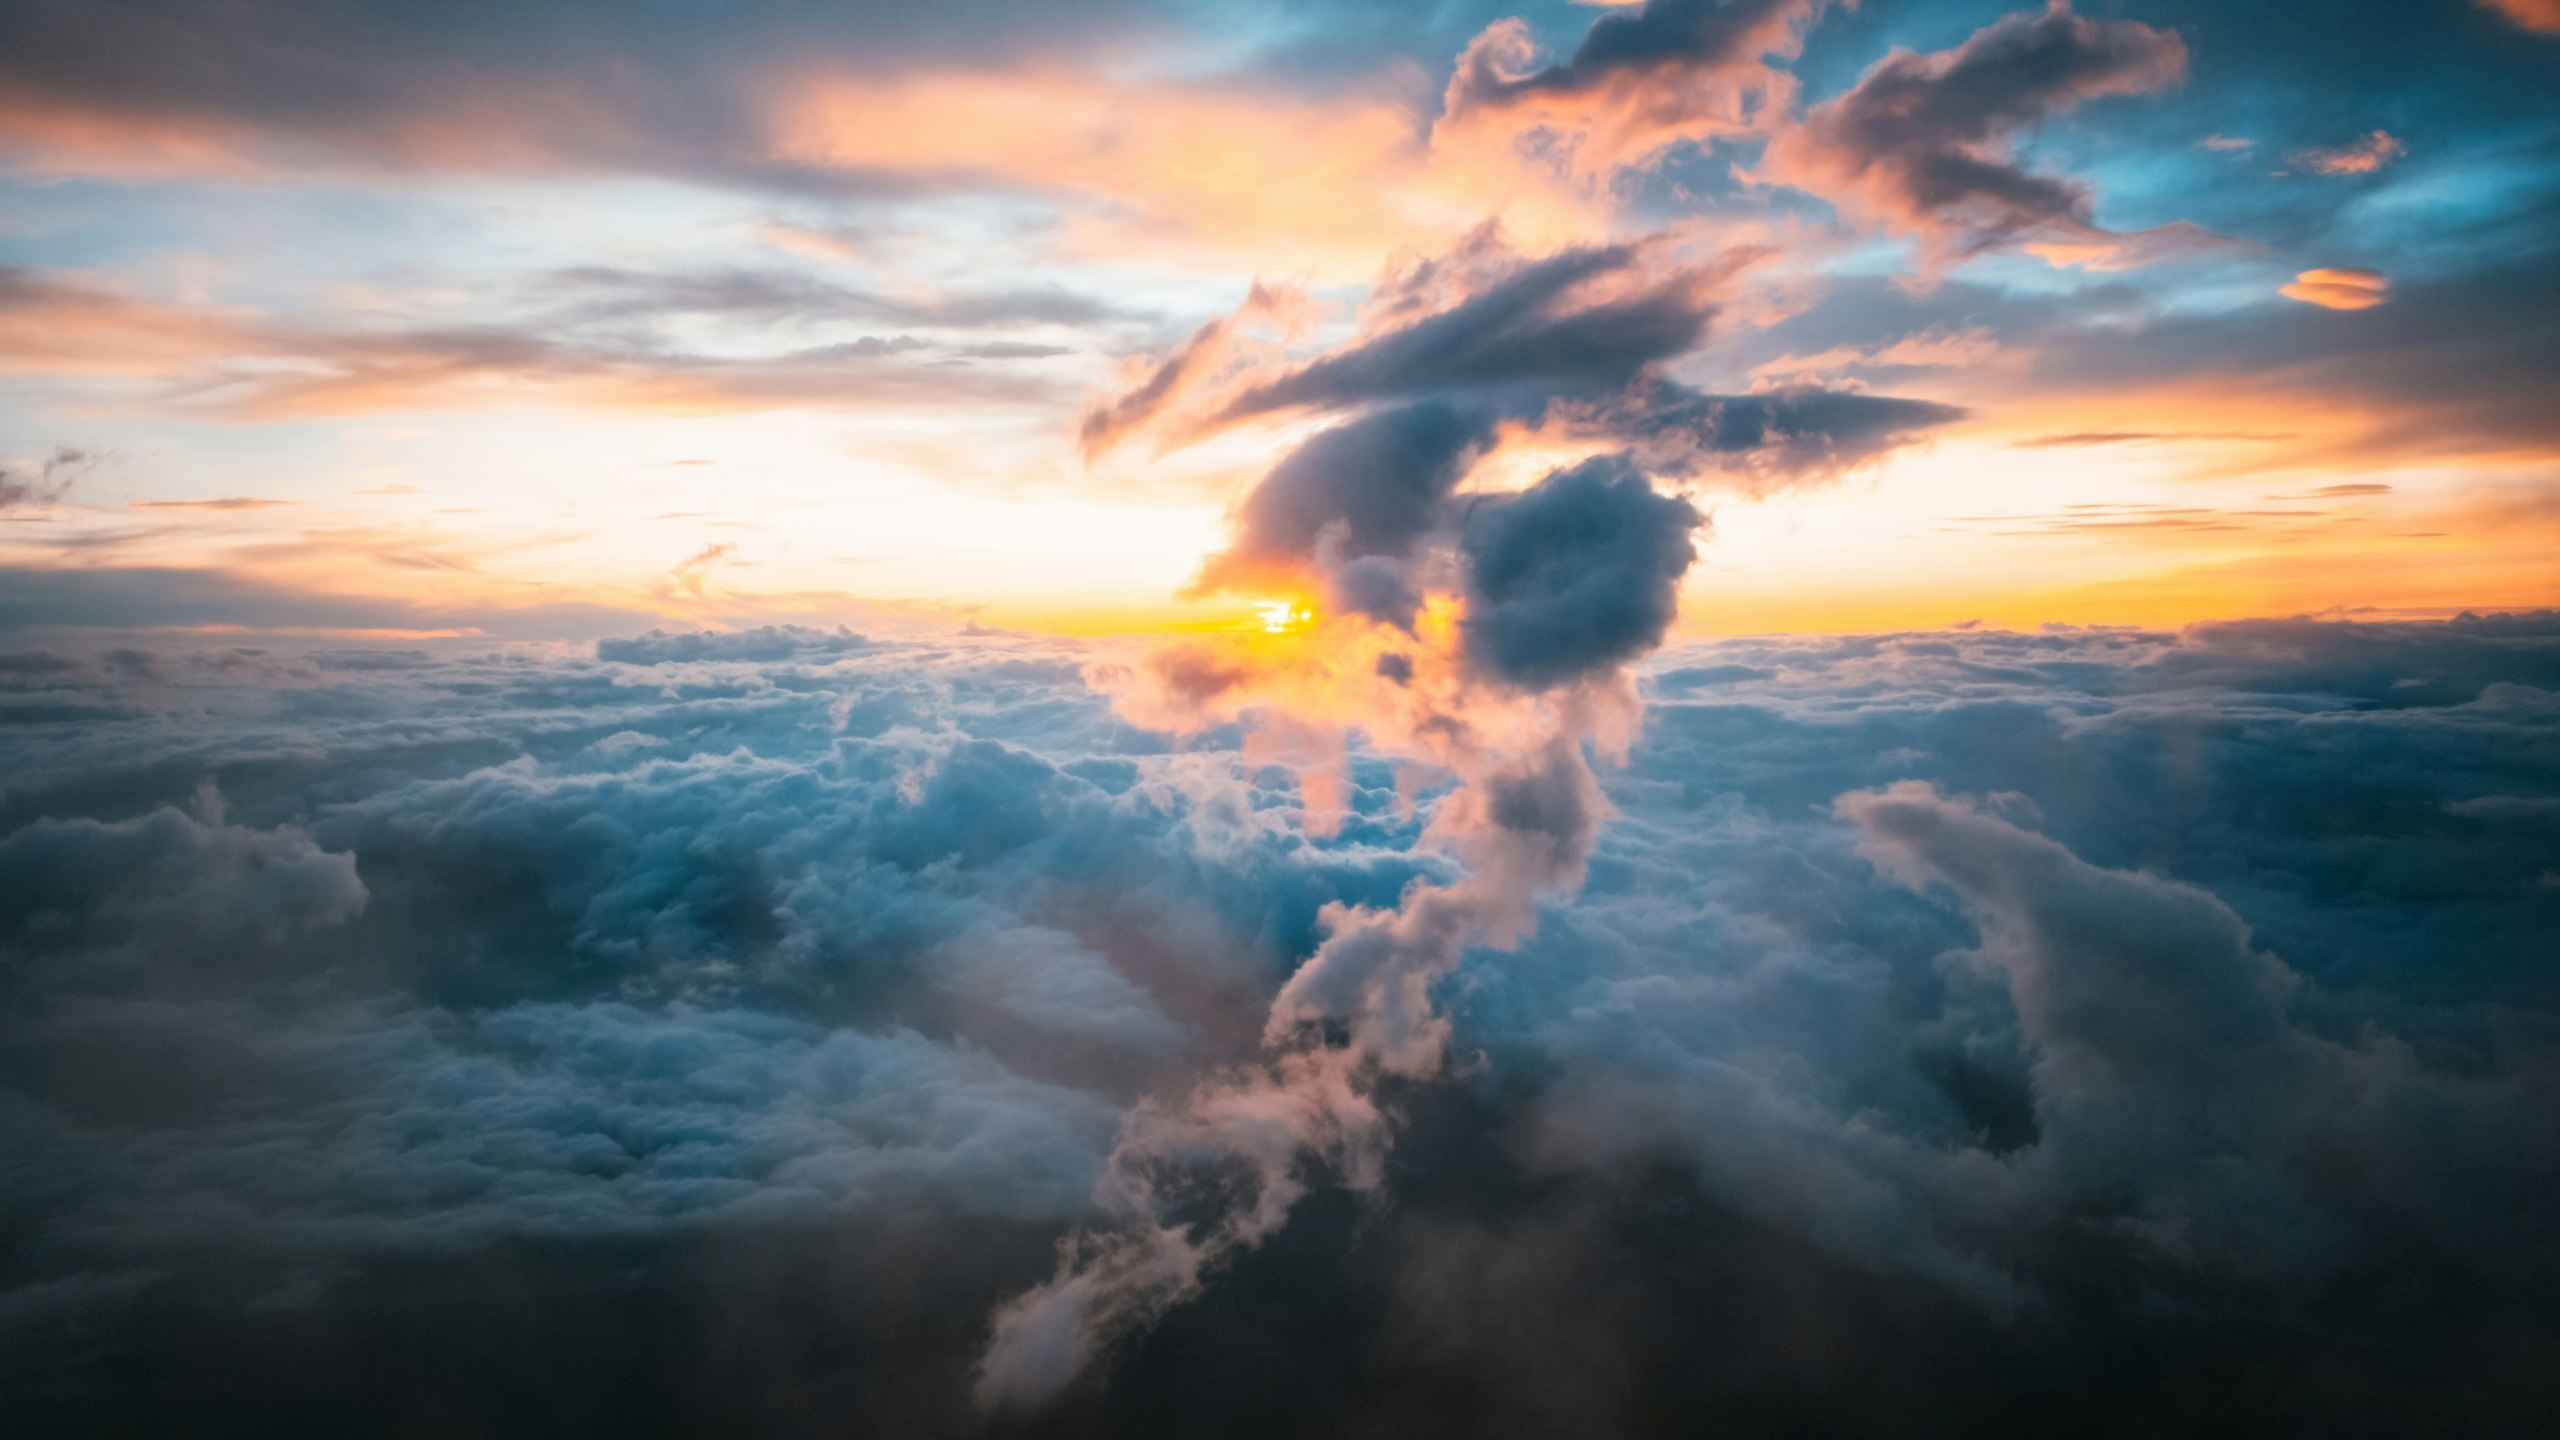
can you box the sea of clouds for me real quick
[4,612,2557,1435]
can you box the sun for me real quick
[1255,599,1315,634]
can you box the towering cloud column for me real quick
[975,489,1698,1409]
[975,207,1957,1406]
[976,278,1714,1412]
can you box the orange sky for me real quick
[2,0,2554,641]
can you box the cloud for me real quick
[0,446,101,511]
[1079,282,1308,459]
[0,0,1167,182]
[1460,456,1702,688]
[769,64,1603,275]
[1496,616,2556,1303]
[3,0,2558,1423]
[1762,2,2200,268]
[2281,265,2391,310]
[1085,234,1808,467]
[2481,0,2560,33]
[545,264,1135,331]
[2290,129,2406,176]
[980,218,1755,1407]
[595,624,873,665]
[1089,233,1956,525]
[1438,0,1834,174]
[0,791,366,988]
[0,604,2556,1432]
[1748,325,2007,384]
[1837,782,2377,1248]
[126,497,293,511]
[1755,252,2558,472]
[0,629,1333,1278]
[1193,401,1499,625]
[0,262,1075,419]
[1214,240,1729,426]
[1565,381,1966,490]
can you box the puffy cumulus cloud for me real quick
[6,999,1119,1255]
[0,791,366,989]
[1838,781,2510,1259]
[1460,456,1702,688]
[2281,265,2391,310]
[1480,616,2558,1294]
[0,628,1429,1307]
[1178,380,1952,634]
[1762,2,2204,269]
[1438,0,1836,176]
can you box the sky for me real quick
[1,0,2555,635]
[4,4,2560,1438]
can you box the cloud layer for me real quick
[2,611,2556,1432]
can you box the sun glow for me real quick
[1256,599,1315,634]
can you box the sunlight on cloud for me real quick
[2280,265,2392,309]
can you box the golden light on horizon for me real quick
[1256,599,1316,634]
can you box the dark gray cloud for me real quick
[1118,227,1952,681]
[1194,401,1498,626]
[1149,240,1950,670]
[1582,381,1966,485]
[1447,0,1827,110]
[1460,455,1703,688]
[1769,2,2194,258]
[1218,243,1717,422]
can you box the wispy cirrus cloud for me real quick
[0,263,1080,419]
